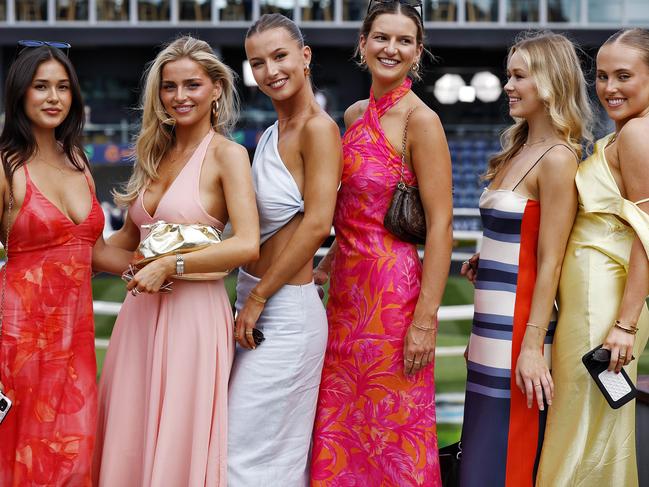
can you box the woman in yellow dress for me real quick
[537,28,649,486]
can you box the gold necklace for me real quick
[605,132,618,148]
[522,137,547,148]
[32,155,69,173]
[166,140,202,165]
[277,105,321,123]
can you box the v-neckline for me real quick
[25,165,94,227]
[141,131,212,219]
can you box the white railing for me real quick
[93,302,474,352]
[94,219,479,352]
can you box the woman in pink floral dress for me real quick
[311,1,453,485]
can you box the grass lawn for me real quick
[91,274,649,448]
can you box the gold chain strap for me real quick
[1,188,13,341]
[398,107,417,189]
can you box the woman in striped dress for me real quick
[459,32,592,487]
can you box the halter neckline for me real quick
[369,77,413,118]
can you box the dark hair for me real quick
[357,1,426,80]
[0,46,87,187]
[245,13,305,48]
[603,28,649,68]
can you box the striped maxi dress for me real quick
[459,188,555,487]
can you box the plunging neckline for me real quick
[141,132,211,219]
[25,165,94,227]
[141,161,189,219]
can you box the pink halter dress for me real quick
[311,78,442,486]
[93,130,235,487]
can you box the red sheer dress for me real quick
[0,165,104,486]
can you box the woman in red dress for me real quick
[0,44,109,485]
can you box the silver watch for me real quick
[175,254,185,276]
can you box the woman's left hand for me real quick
[603,325,635,373]
[403,322,436,376]
[126,256,174,295]
[515,348,553,410]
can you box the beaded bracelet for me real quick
[614,320,638,335]
[526,322,548,332]
[248,291,267,305]
[411,322,436,332]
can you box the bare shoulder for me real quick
[409,103,442,129]
[302,112,341,142]
[540,144,578,179]
[618,116,649,153]
[343,99,369,129]
[209,134,250,167]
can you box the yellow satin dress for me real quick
[536,134,649,487]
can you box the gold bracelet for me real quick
[526,322,548,332]
[614,320,638,335]
[248,291,267,305]
[411,322,436,332]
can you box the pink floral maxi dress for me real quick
[311,78,441,486]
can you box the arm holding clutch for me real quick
[124,141,260,294]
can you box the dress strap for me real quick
[369,77,413,119]
[512,144,573,191]
[634,197,649,205]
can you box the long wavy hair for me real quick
[0,46,87,187]
[114,36,239,207]
[484,31,593,181]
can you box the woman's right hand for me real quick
[313,266,329,286]
[515,347,553,411]
[460,253,479,284]
[234,296,265,350]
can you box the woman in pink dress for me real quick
[0,43,105,486]
[91,36,259,486]
[311,2,453,484]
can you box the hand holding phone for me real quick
[582,345,636,409]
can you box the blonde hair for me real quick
[603,28,649,68]
[114,35,239,207]
[484,31,593,181]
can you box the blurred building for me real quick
[0,0,645,206]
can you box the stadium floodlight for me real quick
[433,73,465,105]
[242,60,257,87]
[458,85,476,103]
[471,71,502,103]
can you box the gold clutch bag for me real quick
[134,221,230,281]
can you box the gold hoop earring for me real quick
[412,62,420,74]
[212,99,219,118]
[304,64,311,77]
[360,53,366,66]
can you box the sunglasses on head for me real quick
[17,40,71,56]
[367,0,423,19]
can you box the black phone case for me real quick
[252,328,265,346]
[582,345,636,409]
